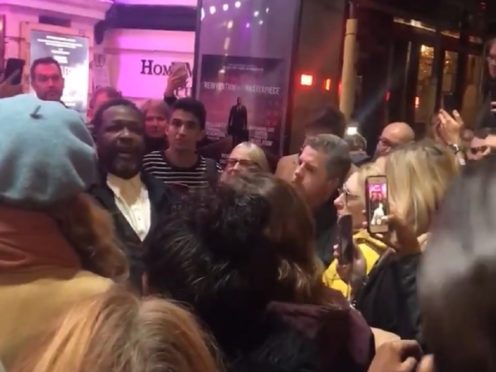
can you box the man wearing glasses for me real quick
[374,122,415,158]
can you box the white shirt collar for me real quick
[107,173,142,197]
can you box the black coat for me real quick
[355,252,422,342]
[475,96,496,129]
[88,172,178,292]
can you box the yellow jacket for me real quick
[323,230,387,298]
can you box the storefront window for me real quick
[460,54,484,127]
[442,50,458,94]
[415,44,435,124]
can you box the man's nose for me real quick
[292,165,303,182]
[334,193,345,209]
[177,124,187,135]
[119,127,133,140]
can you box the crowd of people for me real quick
[0,48,496,372]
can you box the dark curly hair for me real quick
[145,177,279,319]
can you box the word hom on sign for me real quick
[140,59,192,76]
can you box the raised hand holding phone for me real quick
[165,62,189,97]
[436,109,463,146]
[0,70,22,99]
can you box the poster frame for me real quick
[193,0,302,156]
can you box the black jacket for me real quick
[88,172,178,292]
[355,252,422,342]
[475,96,496,129]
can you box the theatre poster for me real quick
[198,54,286,155]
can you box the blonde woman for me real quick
[386,138,459,245]
[12,287,221,372]
[353,139,459,341]
[141,99,170,153]
[220,141,270,183]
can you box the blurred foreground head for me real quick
[145,172,322,324]
[420,156,496,372]
[12,287,220,372]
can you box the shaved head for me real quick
[375,122,415,157]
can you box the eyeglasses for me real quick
[225,158,260,170]
[338,185,361,203]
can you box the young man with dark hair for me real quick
[89,98,177,291]
[143,98,220,192]
[276,106,347,182]
[292,134,352,265]
[30,57,64,102]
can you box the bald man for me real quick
[374,122,415,157]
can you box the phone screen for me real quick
[3,58,25,85]
[443,93,457,113]
[366,176,389,234]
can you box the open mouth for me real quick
[115,148,137,159]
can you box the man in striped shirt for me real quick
[143,98,220,192]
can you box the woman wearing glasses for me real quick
[323,163,386,299]
[220,141,270,183]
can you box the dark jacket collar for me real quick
[89,169,178,235]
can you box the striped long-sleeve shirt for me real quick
[142,151,221,191]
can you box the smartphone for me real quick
[366,176,389,234]
[3,58,25,85]
[170,62,188,77]
[442,93,457,113]
[337,214,354,265]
